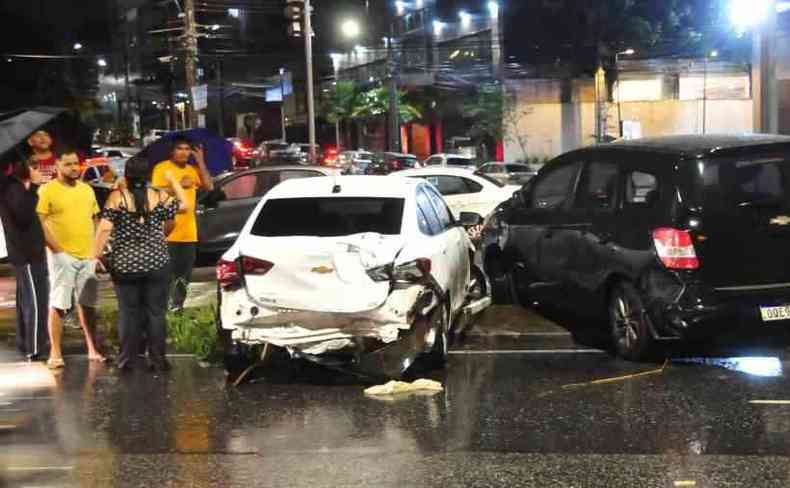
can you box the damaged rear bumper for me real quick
[221,284,441,378]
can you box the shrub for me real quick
[167,306,221,362]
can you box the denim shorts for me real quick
[49,252,98,310]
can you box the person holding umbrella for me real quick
[151,136,213,312]
[0,158,49,361]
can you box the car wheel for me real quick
[425,299,451,367]
[609,281,654,361]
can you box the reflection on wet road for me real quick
[2,304,790,486]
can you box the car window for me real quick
[463,178,483,193]
[424,185,454,231]
[506,165,528,173]
[576,161,619,210]
[415,187,442,235]
[531,162,581,209]
[252,198,404,237]
[423,175,470,196]
[447,157,472,167]
[691,156,789,212]
[625,171,659,205]
[222,174,258,200]
[425,157,441,166]
[82,168,96,181]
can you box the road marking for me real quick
[674,482,696,487]
[5,466,74,472]
[749,400,790,405]
[449,349,606,355]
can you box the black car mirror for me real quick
[200,188,226,208]
[458,212,484,227]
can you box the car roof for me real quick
[219,165,335,180]
[605,134,790,159]
[431,153,473,159]
[266,175,420,200]
[393,167,481,178]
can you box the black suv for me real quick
[481,135,790,360]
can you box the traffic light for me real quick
[285,0,305,38]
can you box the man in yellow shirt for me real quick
[151,136,213,311]
[37,147,104,368]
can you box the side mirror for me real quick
[458,212,484,227]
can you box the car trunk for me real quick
[238,234,403,313]
[687,152,790,287]
[241,196,407,312]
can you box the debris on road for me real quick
[561,360,669,390]
[364,378,443,396]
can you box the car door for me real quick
[568,155,620,311]
[505,156,583,303]
[414,186,462,310]
[198,172,261,251]
[424,185,470,312]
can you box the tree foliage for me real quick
[323,82,423,125]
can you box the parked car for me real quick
[81,163,118,208]
[423,153,477,171]
[393,167,521,219]
[366,152,422,175]
[197,166,339,259]
[228,138,256,169]
[216,175,491,379]
[254,140,290,166]
[477,163,537,186]
[480,135,790,361]
[338,150,375,174]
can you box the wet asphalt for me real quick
[3,269,790,486]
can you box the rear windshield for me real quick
[251,197,405,237]
[691,155,790,212]
[394,157,419,168]
[447,157,473,166]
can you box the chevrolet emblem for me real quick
[310,266,334,274]
[770,216,790,226]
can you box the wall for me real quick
[505,76,754,162]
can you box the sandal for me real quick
[46,358,65,370]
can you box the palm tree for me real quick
[352,87,422,123]
[323,81,359,150]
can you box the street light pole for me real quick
[615,49,634,138]
[184,0,199,128]
[215,59,225,136]
[387,26,401,153]
[304,0,317,162]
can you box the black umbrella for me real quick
[0,107,66,160]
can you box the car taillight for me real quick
[241,256,274,276]
[652,228,699,270]
[217,259,240,290]
[369,258,432,282]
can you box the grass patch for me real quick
[167,306,221,362]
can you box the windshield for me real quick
[690,154,790,212]
[251,197,405,237]
[475,172,505,187]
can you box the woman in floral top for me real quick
[94,157,191,372]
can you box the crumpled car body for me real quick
[217,176,492,378]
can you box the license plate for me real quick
[760,305,790,322]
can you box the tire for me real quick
[425,299,451,368]
[609,281,654,361]
[488,253,514,305]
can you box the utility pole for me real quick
[753,5,778,134]
[215,59,224,136]
[184,0,199,128]
[280,68,288,141]
[387,26,401,153]
[304,0,317,162]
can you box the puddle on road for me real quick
[673,357,783,377]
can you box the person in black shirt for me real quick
[0,159,49,361]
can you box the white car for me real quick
[392,167,521,219]
[216,175,491,379]
[423,153,477,171]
